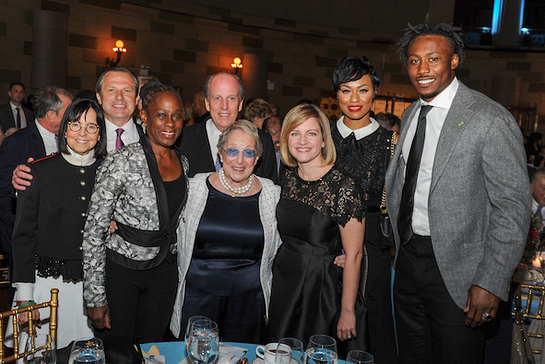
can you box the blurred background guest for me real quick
[83,82,189,343]
[330,56,398,362]
[263,115,282,173]
[375,112,401,133]
[171,120,281,344]
[269,104,365,356]
[192,90,209,124]
[244,98,273,129]
[10,98,106,351]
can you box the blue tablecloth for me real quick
[140,342,347,364]
[140,342,259,364]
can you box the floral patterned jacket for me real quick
[82,137,189,308]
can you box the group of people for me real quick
[0,18,532,364]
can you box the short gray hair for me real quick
[204,71,244,101]
[33,86,74,119]
[217,119,263,158]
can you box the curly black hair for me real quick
[139,81,183,111]
[332,56,381,94]
[397,15,465,66]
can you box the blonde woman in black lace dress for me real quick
[269,103,365,356]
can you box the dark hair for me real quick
[397,16,465,66]
[333,56,381,94]
[375,112,400,129]
[9,82,25,91]
[58,98,107,158]
[33,86,74,119]
[531,168,545,184]
[76,89,98,102]
[95,67,139,97]
[203,71,244,101]
[140,81,183,112]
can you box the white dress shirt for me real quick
[401,77,459,236]
[105,118,139,152]
[336,115,380,140]
[35,120,58,155]
[10,101,27,129]
[206,118,223,164]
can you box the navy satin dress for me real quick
[181,180,266,343]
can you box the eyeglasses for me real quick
[224,148,257,158]
[68,121,99,134]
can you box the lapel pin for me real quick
[458,121,464,127]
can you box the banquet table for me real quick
[140,342,347,364]
[140,342,260,364]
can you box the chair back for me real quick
[0,288,58,363]
[514,283,545,355]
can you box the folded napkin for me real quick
[142,344,166,364]
[178,344,248,364]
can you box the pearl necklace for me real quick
[219,168,255,197]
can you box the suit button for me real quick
[80,181,86,186]
[80,230,84,234]
[81,213,87,217]
[165,233,170,239]
[80,168,85,174]
[80,196,86,201]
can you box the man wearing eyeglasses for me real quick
[0,86,73,255]
[176,71,277,182]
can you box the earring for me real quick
[322,144,325,148]
[142,123,147,134]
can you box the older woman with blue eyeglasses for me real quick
[170,120,282,344]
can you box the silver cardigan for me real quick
[170,172,282,338]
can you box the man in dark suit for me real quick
[0,82,34,131]
[177,71,277,182]
[0,86,72,254]
[385,20,531,363]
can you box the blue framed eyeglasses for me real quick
[224,148,257,158]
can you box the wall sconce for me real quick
[106,40,127,67]
[231,57,243,74]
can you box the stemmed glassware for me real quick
[186,319,219,364]
[304,335,338,364]
[346,350,373,364]
[23,334,56,364]
[68,337,105,364]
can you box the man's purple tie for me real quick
[115,128,125,149]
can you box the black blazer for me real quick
[0,103,34,131]
[0,122,46,253]
[176,119,278,183]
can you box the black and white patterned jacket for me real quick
[82,137,189,308]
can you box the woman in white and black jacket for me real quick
[11,98,107,350]
[82,82,189,343]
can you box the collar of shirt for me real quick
[336,116,380,140]
[35,119,57,155]
[105,118,138,152]
[9,101,26,127]
[206,118,223,161]
[61,146,97,167]
[533,198,545,215]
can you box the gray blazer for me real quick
[385,81,531,309]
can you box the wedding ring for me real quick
[347,334,352,339]
[481,312,493,322]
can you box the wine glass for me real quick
[305,335,337,364]
[185,316,212,353]
[23,334,56,364]
[277,338,304,364]
[68,337,105,364]
[346,350,373,364]
[186,319,219,364]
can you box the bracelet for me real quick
[18,301,36,309]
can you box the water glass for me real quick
[186,319,219,364]
[185,316,212,353]
[68,337,105,364]
[346,350,373,364]
[277,338,304,364]
[305,335,337,364]
[23,334,56,364]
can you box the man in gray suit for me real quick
[385,20,531,363]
